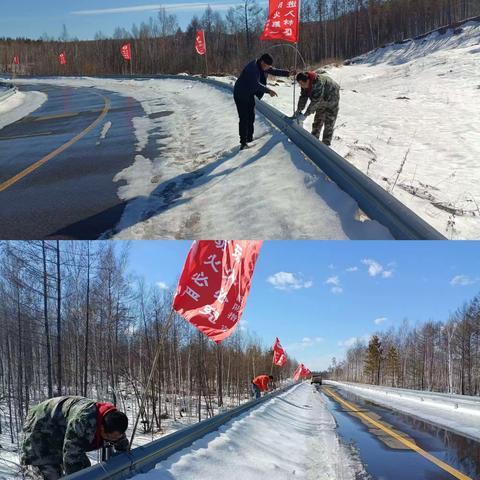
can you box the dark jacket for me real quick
[234,60,290,100]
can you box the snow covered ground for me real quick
[258,20,480,239]
[11,76,390,240]
[326,380,480,442]
[133,382,365,480]
[0,88,46,131]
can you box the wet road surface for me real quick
[321,385,479,480]
[0,83,143,239]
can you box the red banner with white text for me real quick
[260,0,299,43]
[173,241,262,343]
[195,30,206,55]
[120,43,132,61]
[273,337,287,366]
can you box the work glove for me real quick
[296,113,306,125]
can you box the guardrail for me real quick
[64,382,297,480]
[5,73,445,239]
[0,82,17,102]
[325,380,480,413]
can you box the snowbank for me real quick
[261,20,480,239]
[0,89,47,130]
[326,380,480,441]
[12,77,391,240]
[133,382,364,480]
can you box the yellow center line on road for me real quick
[323,387,472,480]
[33,112,79,122]
[0,94,110,193]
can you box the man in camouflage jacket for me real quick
[21,396,129,479]
[294,71,341,146]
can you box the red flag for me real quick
[260,0,299,43]
[58,52,67,65]
[273,337,287,366]
[294,363,310,380]
[13,56,20,65]
[173,241,262,344]
[120,43,131,61]
[195,30,206,55]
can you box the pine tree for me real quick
[364,335,383,384]
[386,345,399,387]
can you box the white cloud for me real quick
[72,2,238,15]
[267,272,313,291]
[156,281,169,290]
[239,320,248,331]
[374,317,388,325]
[362,258,394,278]
[326,276,340,286]
[325,276,343,294]
[328,264,336,270]
[450,275,477,286]
[346,266,358,272]
[338,334,370,348]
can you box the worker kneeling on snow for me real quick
[294,71,340,146]
[251,374,274,399]
[21,396,129,479]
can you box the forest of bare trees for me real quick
[328,293,480,395]
[0,241,296,451]
[1,0,479,76]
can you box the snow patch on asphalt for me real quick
[0,90,47,130]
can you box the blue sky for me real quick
[3,0,262,39]
[126,241,480,371]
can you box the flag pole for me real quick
[293,43,298,115]
[204,32,209,77]
[293,0,301,116]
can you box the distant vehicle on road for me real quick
[311,374,322,385]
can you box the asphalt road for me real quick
[321,385,480,480]
[0,83,143,239]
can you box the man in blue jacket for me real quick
[234,53,292,150]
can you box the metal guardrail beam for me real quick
[0,82,17,102]
[6,73,445,239]
[325,380,480,411]
[64,383,297,480]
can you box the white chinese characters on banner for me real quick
[173,241,262,343]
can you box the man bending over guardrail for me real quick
[251,374,274,399]
[293,71,341,146]
[234,53,295,150]
[21,396,129,479]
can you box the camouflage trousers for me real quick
[311,100,339,146]
[23,464,62,480]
